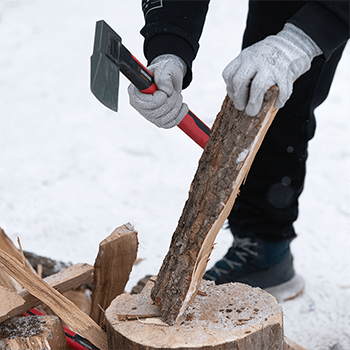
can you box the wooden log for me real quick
[64,288,92,315]
[23,251,72,279]
[0,248,108,350]
[151,88,279,325]
[0,262,94,323]
[0,268,22,293]
[0,286,26,317]
[90,223,138,328]
[0,315,67,350]
[105,279,284,349]
[0,228,36,292]
[0,228,37,274]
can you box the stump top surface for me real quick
[106,280,283,348]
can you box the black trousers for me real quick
[228,1,346,241]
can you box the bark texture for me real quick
[151,88,279,325]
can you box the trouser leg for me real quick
[228,2,346,241]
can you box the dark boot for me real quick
[204,231,304,302]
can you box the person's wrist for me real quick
[150,54,187,77]
[277,23,323,59]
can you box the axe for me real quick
[90,20,210,149]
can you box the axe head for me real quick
[90,20,121,112]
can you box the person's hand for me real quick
[223,23,322,116]
[128,55,188,129]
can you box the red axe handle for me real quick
[117,46,211,149]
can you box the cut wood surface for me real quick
[0,248,107,350]
[151,88,279,325]
[0,286,25,317]
[0,268,22,293]
[0,315,67,350]
[91,223,138,327]
[0,227,36,292]
[0,262,94,323]
[106,280,284,350]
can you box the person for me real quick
[128,1,349,300]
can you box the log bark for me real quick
[23,251,72,279]
[0,315,67,350]
[105,279,284,349]
[0,262,94,323]
[151,88,279,325]
[90,223,138,328]
[0,248,108,350]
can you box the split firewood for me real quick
[0,286,26,317]
[0,268,22,293]
[0,248,107,350]
[151,88,279,325]
[90,223,138,328]
[0,228,37,274]
[105,280,284,349]
[0,228,37,292]
[0,262,94,323]
[64,288,92,315]
[0,315,67,350]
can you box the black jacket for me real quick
[140,0,349,88]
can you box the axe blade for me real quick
[90,20,121,112]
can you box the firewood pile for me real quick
[0,224,137,350]
[0,225,305,350]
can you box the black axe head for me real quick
[90,20,121,112]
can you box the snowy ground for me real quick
[0,1,349,349]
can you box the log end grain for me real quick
[0,315,68,350]
[106,280,284,350]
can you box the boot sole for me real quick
[264,274,305,303]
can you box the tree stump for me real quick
[105,279,283,349]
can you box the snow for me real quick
[0,1,349,349]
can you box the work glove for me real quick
[223,23,323,116]
[128,54,188,129]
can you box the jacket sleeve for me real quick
[288,1,349,60]
[140,0,210,88]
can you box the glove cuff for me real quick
[150,54,187,77]
[278,23,323,60]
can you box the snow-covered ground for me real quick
[0,1,349,349]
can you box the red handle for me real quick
[140,83,211,149]
[178,110,210,149]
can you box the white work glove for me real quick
[128,54,188,129]
[223,23,323,116]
